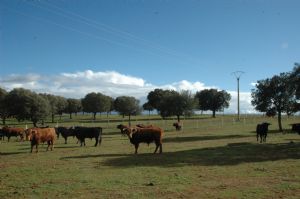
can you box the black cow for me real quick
[256,122,271,143]
[73,127,102,147]
[291,123,300,135]
[55,127,76,144]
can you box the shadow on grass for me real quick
[164,134,252,143]
[60,153,129,160]
[99,142,300,167]
[0,151,28,155]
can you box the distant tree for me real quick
[143,102,154,116]
[65,98,81,119]
[195,89,231,118]
[81,92,111,120]
[0,88,9,125]
[40,94,59,123]
[159,90,195,122]
[114,96,141,126]
[147,89,167,112]
[106,96,114,117]
[5,88,50,127]
[252,72,296,131]
[56,96,67,120]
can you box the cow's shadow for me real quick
[163,134,252,143]
[100,142,300,167]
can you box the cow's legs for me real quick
[134,144,139,154]
[94,138,98,147]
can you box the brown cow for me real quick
[2,126,25,142]
[26,128,56,153]
[122,126,163,154]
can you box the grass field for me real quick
[1,114,300,199]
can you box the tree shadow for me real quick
[101,142,300,167]
[163,134,252,143]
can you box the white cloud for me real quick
[0,70,256,113]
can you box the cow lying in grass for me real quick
[256,122,271,143]
[122,126,163,154]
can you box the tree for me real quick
[56,96,67,120]
[252,72,297,131]
[114,96,141,126]
[65,98,81,119]
[142,102,154,116]
[147,89,167,112]
[0,88,9,125]
[159,90,195,122]
[195,89,231,118]
[40,94,59,123]
[5,88,50,127]
[81,92,111,120]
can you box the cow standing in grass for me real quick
[256,122,271,143]
[173,122,182,131]
[55,127,77,144]
[26,128,57,153]
[122,126,163,154]
[290,123,300,134]
[73,127,102,147]
[2,126,25,142]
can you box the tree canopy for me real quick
[195,89,231,118]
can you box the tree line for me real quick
[0,86,231,126]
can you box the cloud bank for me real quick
[0,70,256,114]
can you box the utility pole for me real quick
[232,71,245,121]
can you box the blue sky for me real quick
[0,0,299,113]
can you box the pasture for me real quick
[1,114,300,199]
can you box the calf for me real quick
[256,122,271,143]
[2,126,25,142]
[291,123,300,135]
[73,127,102,147]
[173,122,182,131]
[122,126,163,154]
[26,128,56,153]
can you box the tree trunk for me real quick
[177,115,180,122]
[52,114,55,123]
[212,110,216,118]
[278,110,283,132]
[93,112,96,120]
[2,117,6,125]
[69,113,72,119]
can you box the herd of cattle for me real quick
[0,121,299,154]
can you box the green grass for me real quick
[1,114,300,198]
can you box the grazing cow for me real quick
[55,127,76,144]
[2,126,25,142]
[256,122,271,143]
[173,122,182,131]
[291,123,300,135]
[26,128,56,153]
[73,127,102,147]
[122,126,163,154]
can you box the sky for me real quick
[0,0,299,114]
